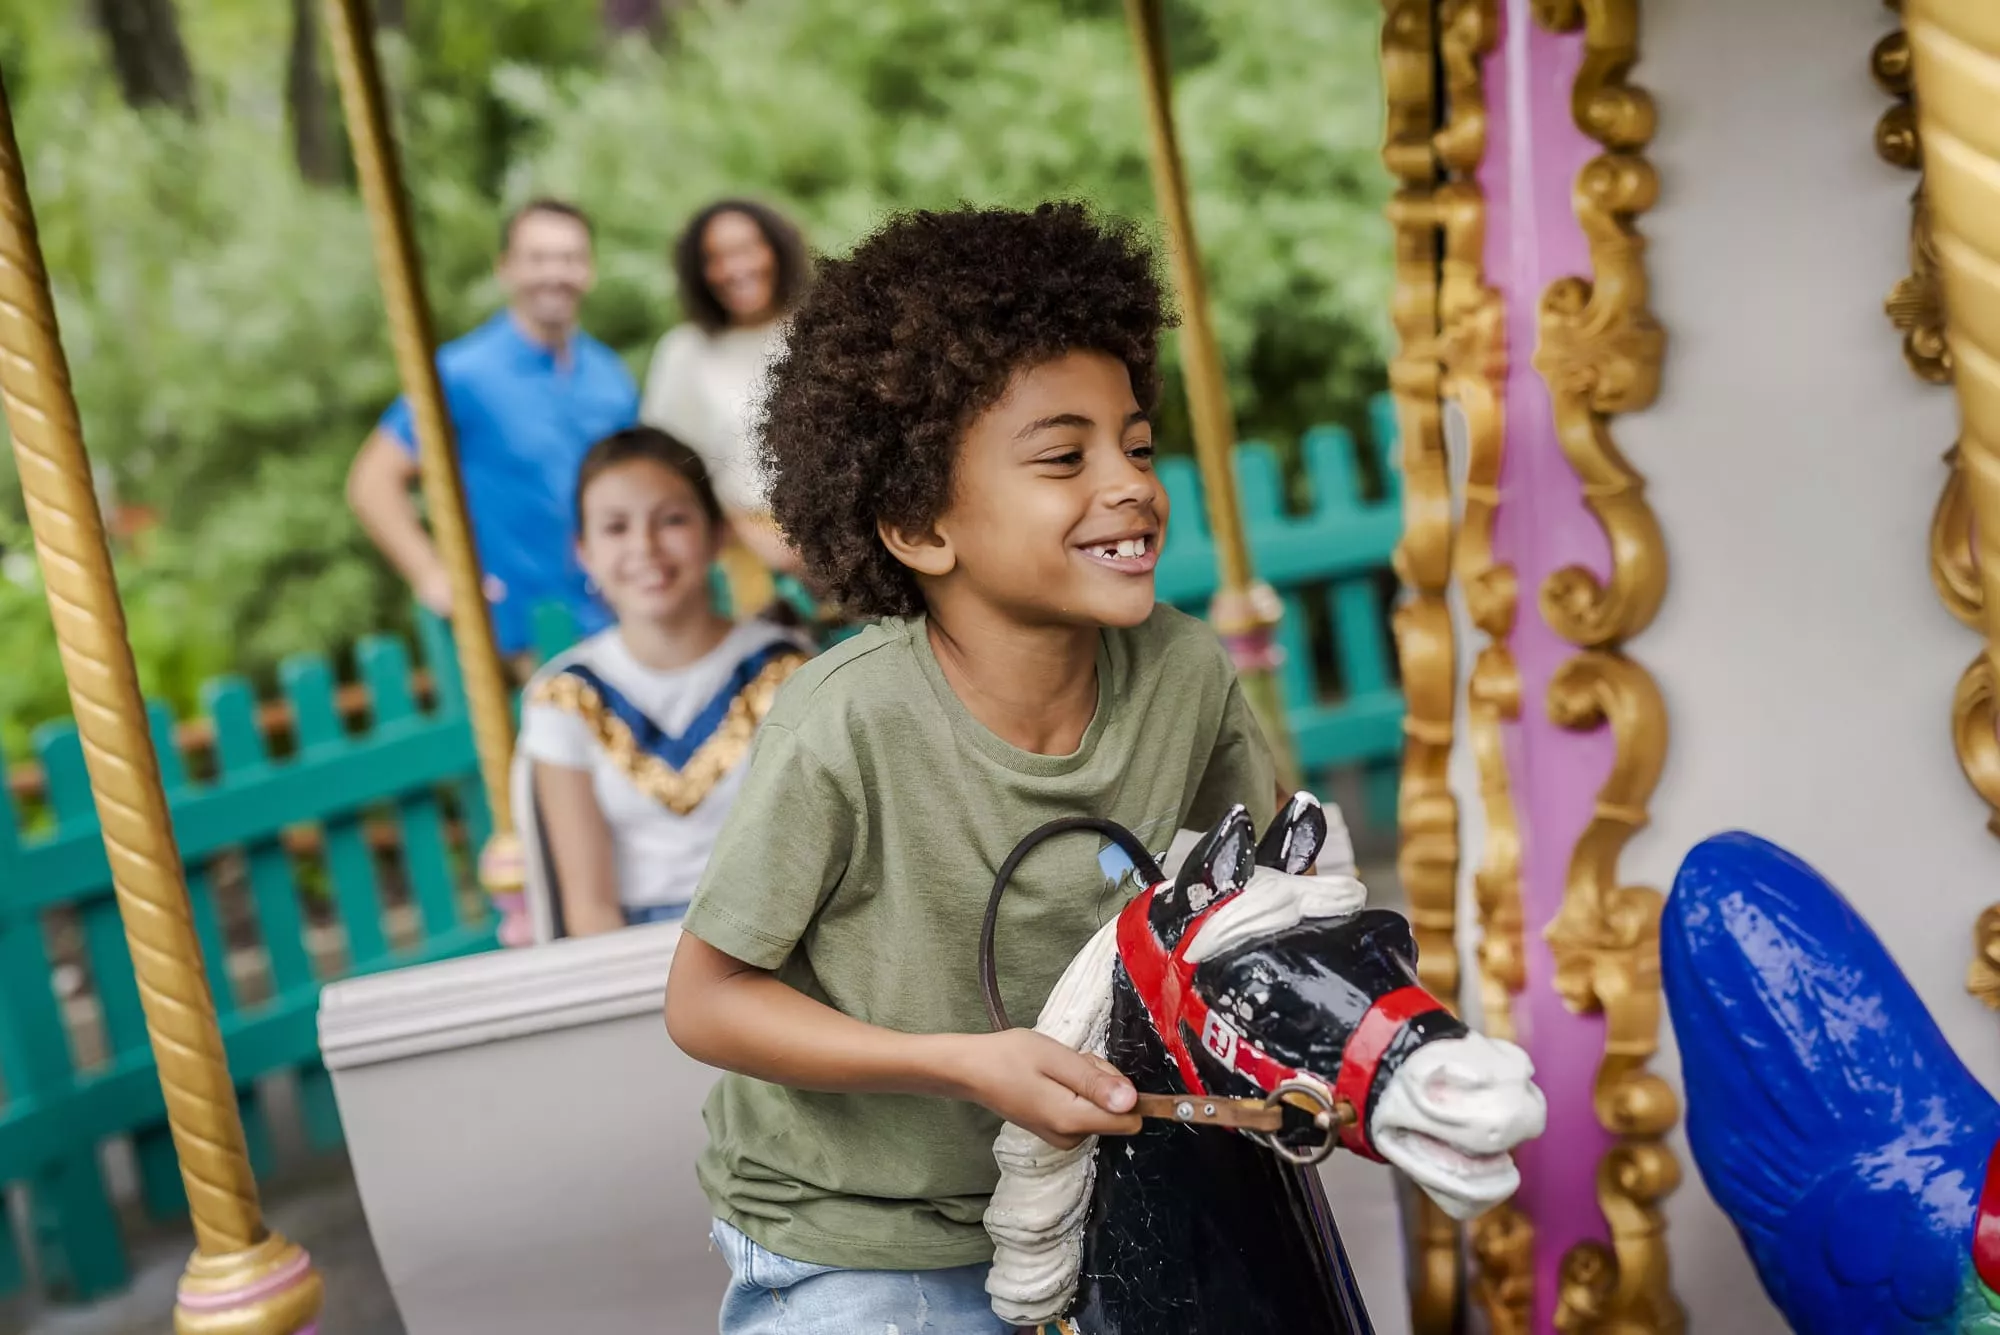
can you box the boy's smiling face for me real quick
[884,350,1170,630]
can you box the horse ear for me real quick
[1256,791,1328,875]
[1150,805,1256,947]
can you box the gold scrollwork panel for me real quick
[1381,0,1458,1032]
[1434,1,1534,1327]
[1544,654,1682,1335]
[1530,2,1680,1332]
[1381,4,1463,1333]
[1530,0,1666,653]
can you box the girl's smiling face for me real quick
[576,459,721,627]
[886,350,1169,630]
[701,210,780,326]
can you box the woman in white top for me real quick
[517,426,810,937]
[640,198,813,617]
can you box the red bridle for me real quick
[1115,881,1448,1163]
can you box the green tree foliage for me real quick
[0,0,1389,759]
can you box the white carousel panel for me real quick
[1610,0,2000,1330]
[319,924,723,1334]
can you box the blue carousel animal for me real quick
[1662,831,2000,1334]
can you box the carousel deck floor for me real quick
[3,1153,401,1335]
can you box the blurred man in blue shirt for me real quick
[346,198,639,664]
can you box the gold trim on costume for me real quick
[530,652,805,816]
[1530,2,1682,1331]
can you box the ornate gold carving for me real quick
[1530,3,1680,1330]
[1962,653,2000,998]
[1898,3,2000,1015]
[1530,2,1666,652]
[1435,0,1523,1057]
[1874,5,1953,385]
[1472,1203,1535,1335]
[0,65,321,1334]
[1403,1177,1463,1335]
[1381,4,1461,1331]
[1955,655,2000,835]
[1544,653,1682,1335]
[1971,897,2000,1007]
[1435,2,1534,1319]
[1889,198,1952,385]
[1554,1239,1617,1331]
[1381,0,1458,1023]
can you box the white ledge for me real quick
[318,923,681,1070]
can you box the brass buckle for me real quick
[1263,1077,1355,1167]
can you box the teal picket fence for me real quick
[0,614,499,1303]
[0,393,1405,1306]
[1153,396,1405,820]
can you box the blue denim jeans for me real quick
[711,1218,1013,1334]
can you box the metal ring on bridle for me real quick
[1263,1077,1352,1167]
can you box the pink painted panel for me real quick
[1481,2,1618,1329]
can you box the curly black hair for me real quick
[758,201,1174,619]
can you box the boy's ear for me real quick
[876,517,955,579]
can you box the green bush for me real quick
[0,0,1390,760]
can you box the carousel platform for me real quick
[3,1154,400,1335]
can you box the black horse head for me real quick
[986,795,1546,1334]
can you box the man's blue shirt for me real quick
[378,312,638,655]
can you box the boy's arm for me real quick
[666,721,1137,1149]
[665,933,1138,1149]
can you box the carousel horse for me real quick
[1663,831,2000,1335]
[981,793,1547,1333]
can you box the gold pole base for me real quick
[1208,582,1284,642]
[174,1234,323,1335]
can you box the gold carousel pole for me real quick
[323,0,529,942]
[1122,0,1302,793]
[0,68,323,1335]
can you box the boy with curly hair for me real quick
[665,202,1276,1333]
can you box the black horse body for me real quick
[1069,905,1466,1331]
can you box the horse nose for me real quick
[1489,1037,1535,1079]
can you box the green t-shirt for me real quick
[682,604,1277,1270]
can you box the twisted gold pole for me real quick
[1122,0,1300,792]
[0,67,321,1335]
[323,0,527,936]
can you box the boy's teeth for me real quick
[1092,536,1150,560]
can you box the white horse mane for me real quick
[982,844,1367,1326]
